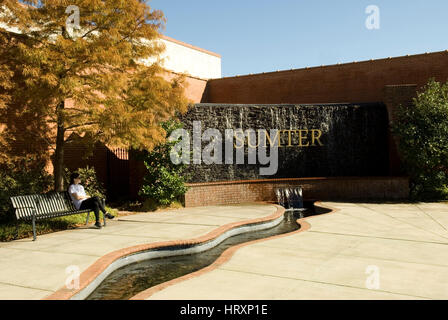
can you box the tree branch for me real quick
[65,122,99,131]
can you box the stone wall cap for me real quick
[186,176,410,187]
[192,102,386,108]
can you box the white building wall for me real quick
[159,37,221,80]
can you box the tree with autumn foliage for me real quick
[0,0,190,191]
[0,31,13,162]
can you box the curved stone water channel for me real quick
[85,204,329,300]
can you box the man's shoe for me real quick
[105,213,115,220]
[94,222,102,229]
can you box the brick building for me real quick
[181,50,448,206]
[3,15,448,204]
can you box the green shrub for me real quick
[392,79,448,200]
[0,158,52,223]
[64,166,106,199]
[139,120,189,206]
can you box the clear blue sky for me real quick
[148,0,448,78]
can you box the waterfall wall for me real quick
[179,103,389,183]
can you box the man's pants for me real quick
[79,196,106,222]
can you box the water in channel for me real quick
[87,205,329,300]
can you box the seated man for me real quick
[68,172,115,229]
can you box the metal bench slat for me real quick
[55,193,68,212]
[14,196,35,220]
[35,193,65,216]
[46,193,60,214]
[13,196,27,220]
[53,193,68,211]
[10,196,22,219]
[38,194,50,214]
[40,194,54,214]
[49,194,61,213]
[34,195,46,215]
[63,192,78,211]
[63,193,76,211]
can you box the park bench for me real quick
[10,192,107,241]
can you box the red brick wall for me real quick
[184,177,410,207]
[164,72,208,103]
[64,140,109,187]
[183,76,208,103]
[202,51,448,104]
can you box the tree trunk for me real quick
[54,101,65,191]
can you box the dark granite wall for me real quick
[180,103,389,183]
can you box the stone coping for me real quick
[44,202,286,300]
[186,177,409,187]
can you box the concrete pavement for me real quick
[147,202,448,300]
[1,201,447,300]
[0,203,277,300]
